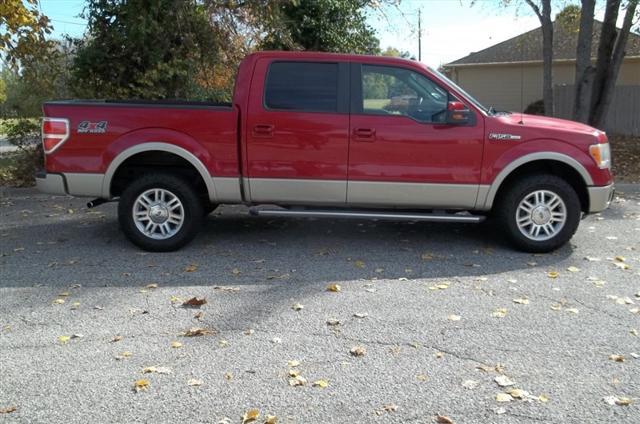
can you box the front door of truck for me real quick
[347,63,484,209]
[245,59,350,204]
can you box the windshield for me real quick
[430,67,490,114]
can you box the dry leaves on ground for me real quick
[242,409,260,423]
[182,297,207,307]
[0,406,17,414]
[435,415,455,424]
[326,284,341,292]
[350,346,366,357]
[182,327,214,337]
[133,379,150,392]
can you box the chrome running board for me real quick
[249,208,485,223]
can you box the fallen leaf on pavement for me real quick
[313,379,329,388]
[187,378,203,386]
[52,299,65,304]
[326,319,341,326]
[326,284,341,292]
[507,388,526,399]
[495,393,513,402]
[183,327,213,337]
[264,415,277,424]
[447,314,461,321]
[566,308,579,314]
[354,260,365,268]
[292,303,304,311]
[142,366,172,374]
[287,360,300,367]
[0,406,17,414]
[491,308,508,318]
[271,337,282,344]
[288,375,307,386]
[494,375,515,387]
[171,341,183,348]
[513,298,530,305]
[350,346,366,357]
[182,297,207,307]
[111,335,123,343]
[382,404,398,412]
[353,312,368,318]
[547,271,559,279]
[604,396,632,406]
[184,264,198,272]
[435,415,454,424]
[58,335,70,344]
[133,379,150,392]
[609,354,625,362]
[567,266,580,272]
[145,283,158,289]
[242,409,260,423]
[115,351,132,360]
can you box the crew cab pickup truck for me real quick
[37,51,614,252]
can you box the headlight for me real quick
[589,143,611,169]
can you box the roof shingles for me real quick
[446,20,640,66]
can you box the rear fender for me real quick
[102,129,216,200]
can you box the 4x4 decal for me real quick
[78,121,108,134]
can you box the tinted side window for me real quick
[265,62,339,112]
[361,65,448,123]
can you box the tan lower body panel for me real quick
[347,181,480,209]
[247,178,484,209]
[248,178,347,204]
[65,173,105,197]
[211,177,243,203]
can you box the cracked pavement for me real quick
[1,186,639,423]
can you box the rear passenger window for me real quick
[264,62,338,112]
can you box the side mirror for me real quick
[446,101,471,125]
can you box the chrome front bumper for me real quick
[587,183,615,213]
[35,171,67,195]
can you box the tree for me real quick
[260,0,380,54]
[572,1,596,122]
[571,0,638,128]
[523,0,554,116]
[72,0,222,100]
[0,0,52,65]
[588,0,638,128]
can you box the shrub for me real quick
[524,99,545,116]
[0,119,43,187]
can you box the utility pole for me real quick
[418,9,422,61]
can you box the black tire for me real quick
[495,174,581,253]
[203,202,219,215]
[118,173,204,252]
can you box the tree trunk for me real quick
[588,0,621,126]
[590,0,638,129]
[572,0,596,123]
[525,0,554,116]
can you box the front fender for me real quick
[479,139,595,210]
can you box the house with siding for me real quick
[443,21,640,122]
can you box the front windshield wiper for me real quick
[488,107,511,116]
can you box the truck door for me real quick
[245,59,350,204]
[347,63,484,209]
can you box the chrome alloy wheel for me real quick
[515,190,567,241]
[132,188,184,240]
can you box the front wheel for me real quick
[118,173,204,252]
[496,174,581,253]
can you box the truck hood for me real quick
[490,113,603,147]
[497,113,599,135]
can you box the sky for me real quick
[39,0,621,68]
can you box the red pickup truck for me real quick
[37,51,614,252]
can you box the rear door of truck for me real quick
[244,58,350,205]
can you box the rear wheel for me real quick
[118,173,203,251]
[496,174,581,253]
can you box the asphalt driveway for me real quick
[0,186,639,423]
